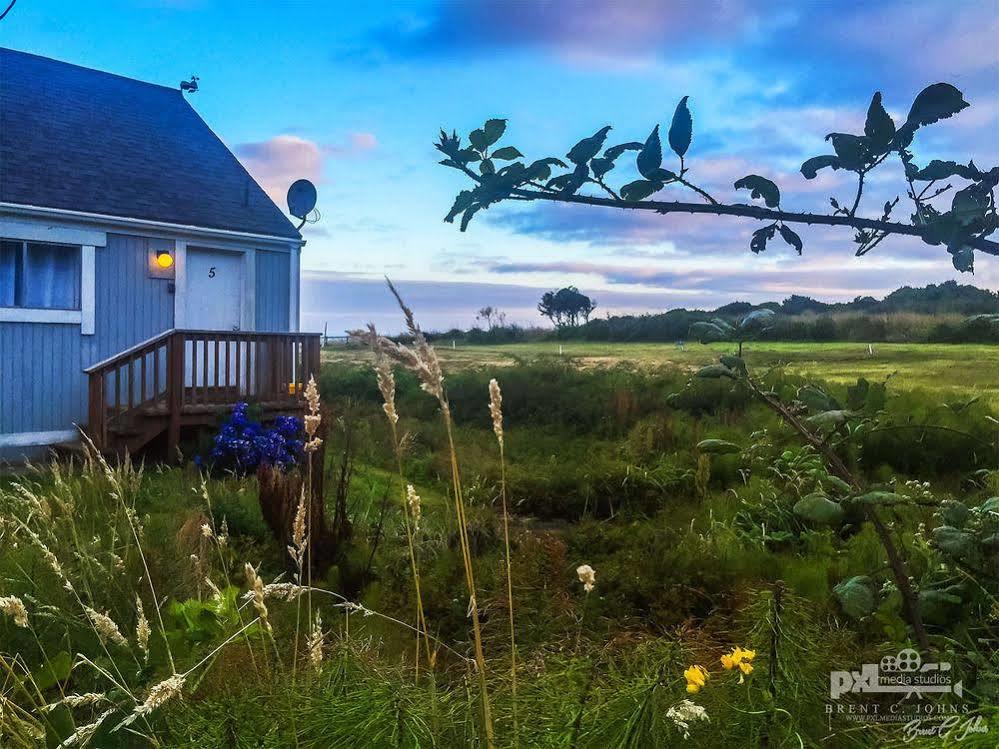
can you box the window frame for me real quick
[0,235,95,331]
[1,239,82,311]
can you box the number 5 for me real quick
[208,266,216,278]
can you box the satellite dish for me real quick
[287,179,318,220]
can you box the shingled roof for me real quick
[0,48,301,240]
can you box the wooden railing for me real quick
[84,329,321,451]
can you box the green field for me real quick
[327,340,999,407]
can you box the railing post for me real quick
[167,333,184,461]
[306,335,321,385]
[87,372,105,450]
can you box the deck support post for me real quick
[167,333,183,461]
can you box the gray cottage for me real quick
[1,48,320,460]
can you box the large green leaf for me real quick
[739,308,776,332]
[668,96,693,158]
[734,175,780,208]
[490,146,523,161]
[905,83,969,129]
[825,133,868,171]
[794,493,845,526]
[697,438,742,455]
[604,142,644,159]
[777,224,803,255]
[525,157,567,182]
[637,125,663,179]
[797,384,840,413]
[567,126,612,165]
[688,321,729,343]
[621,179,662,202]
[933,525,976,560]
[864,92,896,152]
[938,500,969,529]
[32,650,72,691]
[851,490,905,505]
[800,155,841,179]
[918,585,964,626]
[482,118,507,146]
[834,576,877,619]
[750,225,776,254]
[806,409,854,427]
[719,354,747,374]
[913,160,979,181]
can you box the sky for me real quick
[3,0,998,333]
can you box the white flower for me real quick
[576,564,596,593]
[666,699,709,739]
[200,523,213,539]
[406,484,422,531]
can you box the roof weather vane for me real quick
[180,75,199,94]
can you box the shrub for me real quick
[198,402,304,475]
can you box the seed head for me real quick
[135,673,186,716]
[135,595,150,658]
[406,484,422,531]
[0,595,28,628]
[488,378,503,447]
[576,564,596,593]
[84,606,128,647]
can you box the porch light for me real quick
[156,250,174,269]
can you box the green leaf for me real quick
[460,205,481,232]
[824,133,868,171]
[526,157,567,182]
[490,146,523,160]
[797,384,840,412]
[933,525,976,560]
[834,576,877,619]
[905,83,969,129]
[851,490,906,505]
[776,225,803,255]
[750,225,776,254]
[800,155,841,179]
[637,125,663,179]
[482,118,507,146]
[695,363,737,379]
[604,142,643,159]
[668,96,693,158]
[864,92,896,151]
[567,126,612,165]
[455,148,482,163]
[919,586,964,626]
[479,158,495,175]
[912,159,979,181]
[939,500,969,529]
[739,308,776,332]
[620,179,663,202]
[952,182,991,226]
[696,438,742,454]
[806,409,853,427]
[794,493,845,526]
[719,354,747,374]
[590,157,614,179]
[468,128,488,151]
[734,175,780,208]
[688,321,729,343]
[32,650,72,691]
[950,246,974,273]
[444,190,475,224]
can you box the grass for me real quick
[326,340,999,407]
[4,334,999,747]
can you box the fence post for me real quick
[167,333,184,461]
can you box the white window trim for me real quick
[1,234,98,329]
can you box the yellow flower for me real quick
[738,661,754,676]
[684,665,708,693]
[720,652,737,670]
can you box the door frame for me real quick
[173,240,256,331]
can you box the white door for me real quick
[185,248,243,331]
[185,249,244,392]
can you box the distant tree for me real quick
[475,306,507,330]
[538,286,597,327]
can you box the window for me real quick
[0,239,81,310]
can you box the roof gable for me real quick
[0,48,301,240]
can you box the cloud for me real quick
[364,0,769,65]
[236,135,325,206]
[236,132,377,205]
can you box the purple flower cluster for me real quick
[197,402,304,475]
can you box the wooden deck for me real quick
[84,329,321,456]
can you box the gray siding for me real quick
[255,250,290,332]
[1,234,174,437]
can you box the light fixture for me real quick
[156,250,174,269]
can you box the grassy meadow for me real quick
[3,338,999,747]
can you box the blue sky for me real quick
[4,0,998,332]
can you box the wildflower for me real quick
[720,646,756,683]
[406,484,422,531]
[576,564,596,593]
[134,673,186,716]
[0,595,28,628]
[135,595,150,658]
[84,606,128,647]
[665,699,710,739]
[684,664,709,694]
[488,379,503,447]
[200,523,213,539]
